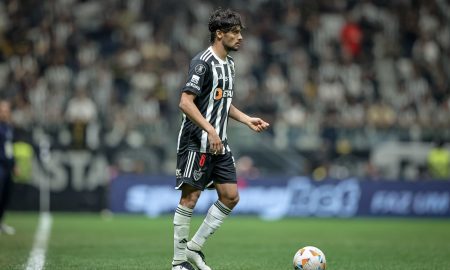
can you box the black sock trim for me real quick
[176,207,193,217]
[214,201,231,215]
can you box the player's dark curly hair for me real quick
[208,8,244,44]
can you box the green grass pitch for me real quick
[1,212,450,269]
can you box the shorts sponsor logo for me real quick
[195,64,206,75]
[193,170,204,181]
[175,169,182,178]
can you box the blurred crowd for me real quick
[0,0,449,178]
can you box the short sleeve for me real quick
[181,59,209,96]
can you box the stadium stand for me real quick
[0,0,449,180]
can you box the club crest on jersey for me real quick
[195,64,206,75]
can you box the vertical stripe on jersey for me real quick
[214,63,226,141]
[220,63,233,140]
[221,98,231,140]
[200,61,219,152]
[214,98,225,140]
[177,114,186,151]
[227,61,233,91]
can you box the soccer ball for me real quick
[293,246,326,270]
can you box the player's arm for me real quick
[229,104,269,132]
[179,92,223,153]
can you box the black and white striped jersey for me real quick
[177,46,236,154]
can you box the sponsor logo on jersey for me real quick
[191,75,200,84]
[186,82,200,91]
[214,88,233,100]
[195,64,206,75]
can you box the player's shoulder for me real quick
[189,48,214,76]
[192,48,215,65]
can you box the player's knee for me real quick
[180,191,201,209]
[221,193,239,209]
[230,194,240,207]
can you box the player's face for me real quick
[221,26,243,52]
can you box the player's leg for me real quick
[173,151,210,270]
[187,152,238,270]
[188,182,238,250]
[172,184,200,269]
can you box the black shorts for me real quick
[175,150,236,191]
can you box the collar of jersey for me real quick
[209,46,228,64]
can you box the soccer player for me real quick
[171,8,270,270]
[0,99,15,235]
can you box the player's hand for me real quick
[247,117,270,132]
[207,130,223,155]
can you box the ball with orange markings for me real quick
[293,246,326,270]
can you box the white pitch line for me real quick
[25,212,52,270]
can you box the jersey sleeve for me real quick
[181,59,209,96]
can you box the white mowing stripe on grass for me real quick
[25,212,53,270]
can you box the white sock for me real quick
[188,200,231,251]
[172,204,193,265]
